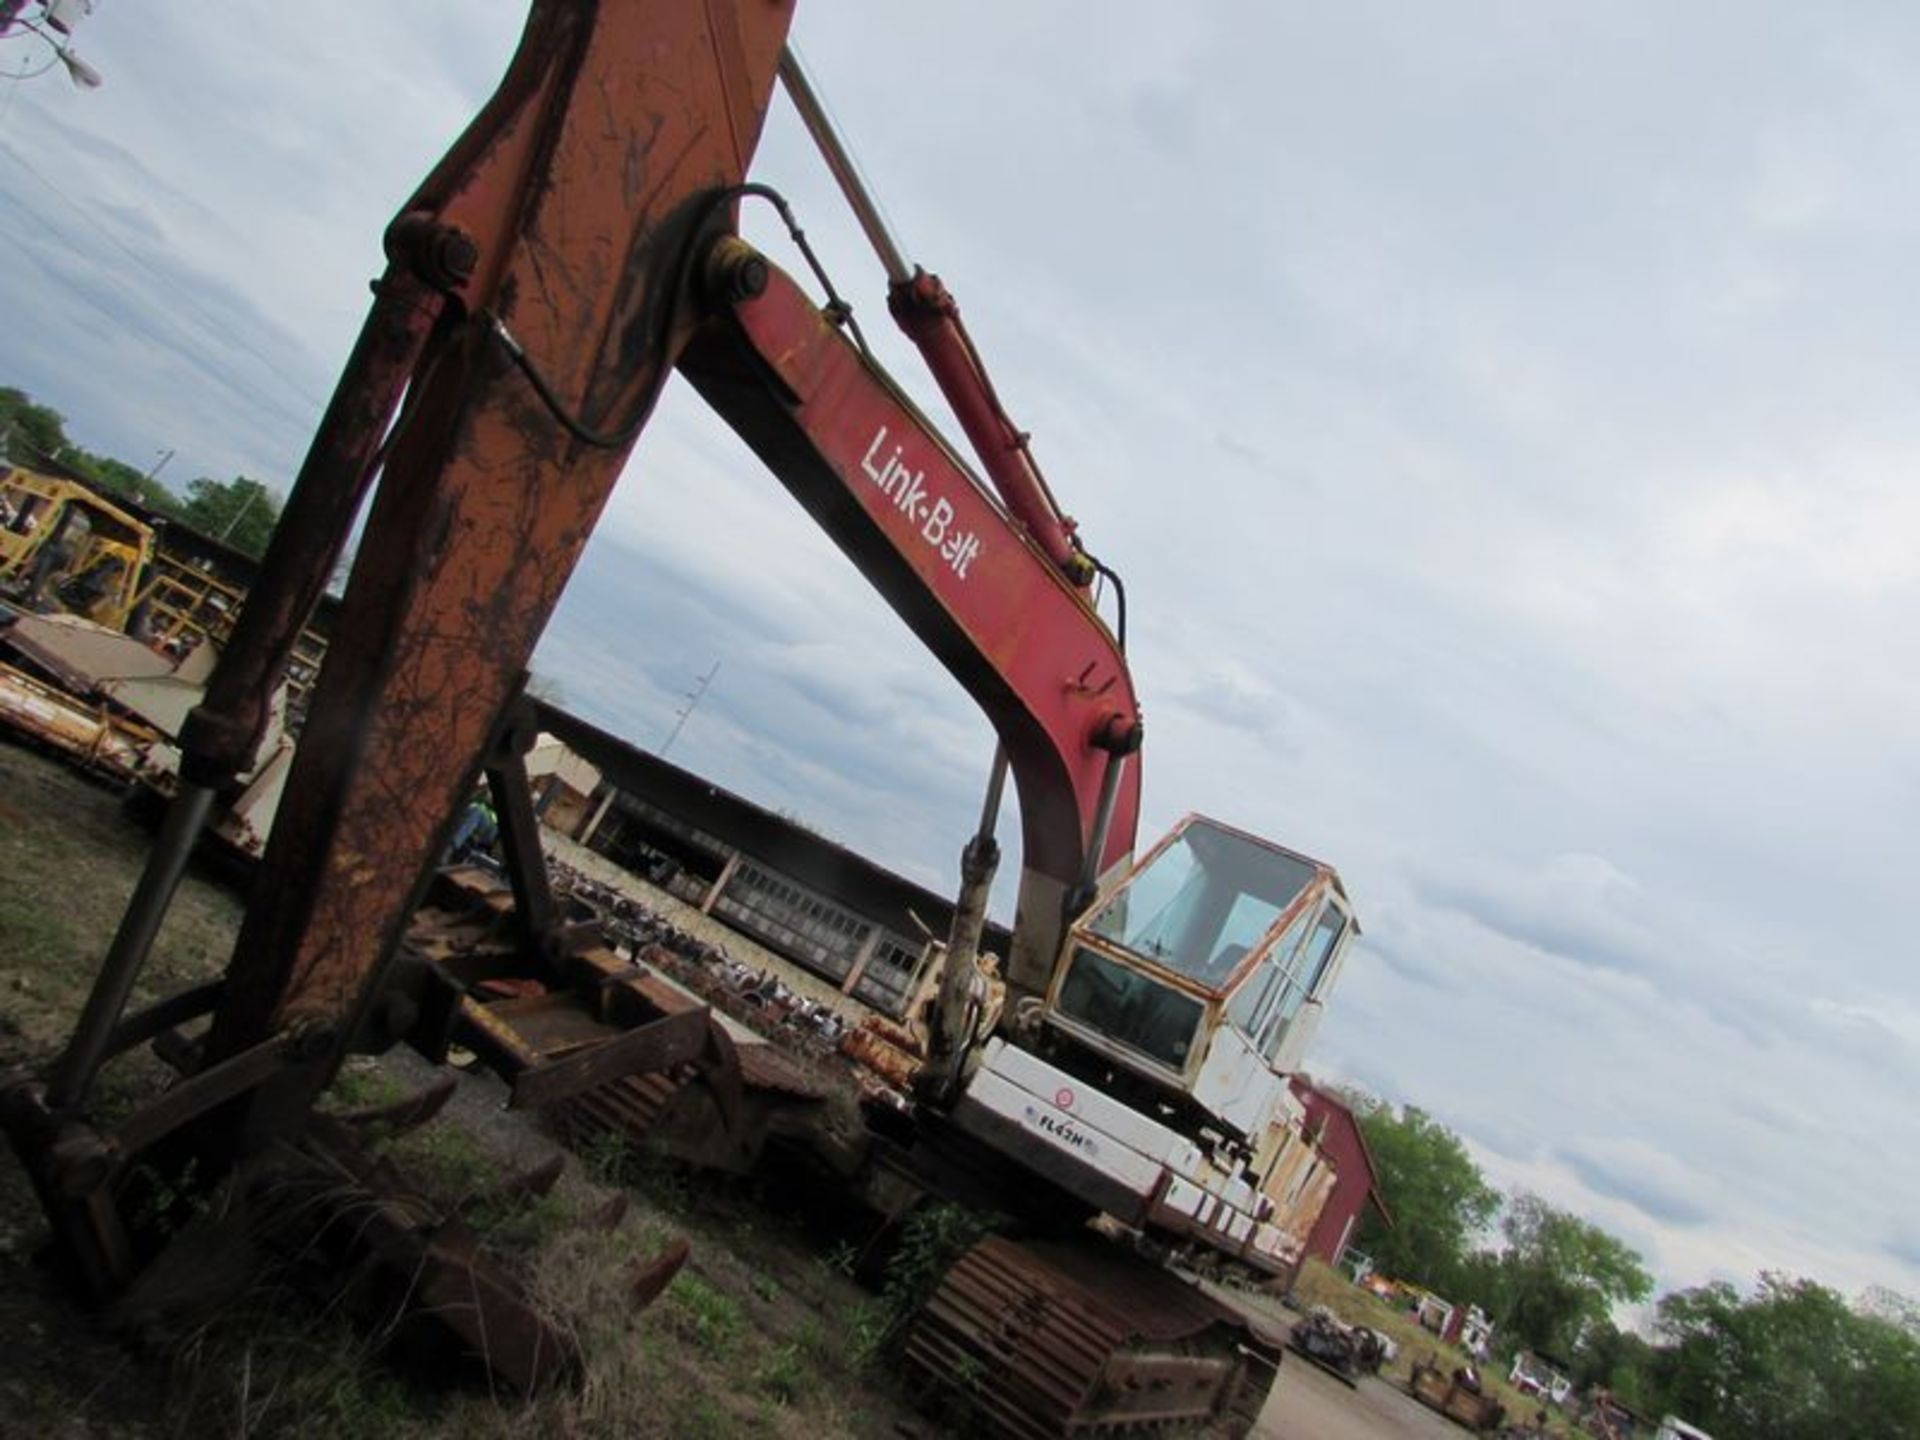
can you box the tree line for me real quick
[0,386,282,559]
[1344,1092,1920,1437]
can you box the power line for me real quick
[0,195,313,444]
[0,137,328,416]
[659,661,721,758]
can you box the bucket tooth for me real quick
[626,1235,691,1312]
[582,1192,629,1232]
[333,1074,458,1138]
[489,1151,565,1204]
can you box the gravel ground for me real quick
[1259,1359,1483,1439]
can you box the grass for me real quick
[664,1269,745,1354]
[0,740,927,1440]
[752,1341,811,1403]
[1283,1259,1587,1435]
[0,743,243,1068]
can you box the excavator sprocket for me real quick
[905,1234,1282,1439]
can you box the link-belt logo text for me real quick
[861,426,982,580]
[1024,1105,1098,1156]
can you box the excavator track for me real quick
[905,1234,1282,1438]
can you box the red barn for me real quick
[1290,1077,1390,1267]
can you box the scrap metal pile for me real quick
[1288,1305,1395,1386]
[548,860,857,1058]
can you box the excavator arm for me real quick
[198,4,1142,1099]
[678,245,1141,996]
[18,0,1139,1201]
[3,10,1301,1430]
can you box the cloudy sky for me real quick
[3,4,1916,1308]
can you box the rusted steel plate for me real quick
[558,1074,679,1137]
[510,1007,711,1111]
[1018,1235,1249,1344]
[735,1039,828,1101]
[490,992,620,1054]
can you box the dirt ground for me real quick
[1257,1361,1480,1439]
[0,734,1451,1439]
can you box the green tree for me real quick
[0,386,78,466]
[1480,1192,1653,1361]
[1350,1098,1499,1293]
[1573,1316,1662,1414]
[181,475,280,557]
[1656,1273,1920,1440]
[79,454,184,516]
[0,386,185,516]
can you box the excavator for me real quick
[0,5,1359,1435]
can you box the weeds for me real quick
[388,1119,499,1200]
[844,1298,892,1370]
[325,1057,407,1111]
[579,1126,693,1212]
[877,1203,991,1345]
[1,744,934,1440]
[157,1237,428,1439]
[664,1270,744,1355]
[468,1187,568,1250]
[751,1342,812,1404]
[127,1155,208,1240]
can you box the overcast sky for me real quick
[3,3,1915,1309]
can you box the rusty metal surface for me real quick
[290,1114,579,1393]
[177,266,441,788]
[906,1234,1277,1438]
[839,1019,924,1093]
[1407,1360,1504,1430]
[200,0,797,1132]
[510,1006,711,1111]
[0,659,144,777]
[551,1072,681,1149]
[734,1036,827,1100]
[1019,1236,1253,1345]
[627,1236,691,1311]
[485,992,614,1053]
[482,701,564,958]
[111,1029,301,1157]
[410,863,823,1166]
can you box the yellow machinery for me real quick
[0,465,153,628]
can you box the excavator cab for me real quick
[1049,814,1356,1115]
[951,815,1356,1268]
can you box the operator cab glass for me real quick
[1051,815,1342,1080]
[1085,817,1318,990]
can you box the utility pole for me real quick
[218,482,265,543]
[659,661,720,758]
